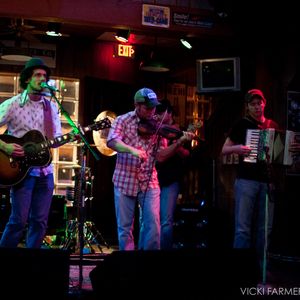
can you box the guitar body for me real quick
[0,130,51,187]
[0,118,111,187]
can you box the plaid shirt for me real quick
[107,110,167,196]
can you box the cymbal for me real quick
[93,110,117,156]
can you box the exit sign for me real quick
[115,44,135,58]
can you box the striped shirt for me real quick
[107,110,167,196]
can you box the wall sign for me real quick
[115,44,135,58]
[142,4,170,28]
[172,12,214,28]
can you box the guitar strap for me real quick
[43,99,54,140]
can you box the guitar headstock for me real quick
[87,117,111,131]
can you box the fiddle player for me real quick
[155,99,192,249]
[106,87,194,250]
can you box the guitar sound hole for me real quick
[24,143,37,156]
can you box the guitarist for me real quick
[0,57,62,248]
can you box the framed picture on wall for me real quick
[142,4,170,28]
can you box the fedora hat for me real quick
[20,57,51,89]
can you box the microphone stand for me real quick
[261,143,273,287]
[49,89,100,294]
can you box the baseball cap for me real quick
[245,89,266,103]
[134,88,160,108]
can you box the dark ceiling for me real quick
[0,1,299,53]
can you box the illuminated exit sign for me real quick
[115,44,135,58]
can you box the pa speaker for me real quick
[90,248,259,299]
[0,248,70,299]
[47,194,67,235]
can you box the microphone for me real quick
[40,82,60,92]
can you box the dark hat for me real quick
[245,89,266,103]
[20,57,51,89]
[134,88,160,108]
[156,99,173,114]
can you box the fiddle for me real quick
[138,118,194,140]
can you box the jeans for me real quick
[160,182,180,249]
[114,186,160,250]
[233,178,274,263]
[0,174,54,248]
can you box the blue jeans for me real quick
[233,178,274,262]
[0,174,54,248]
[114,186,160,250]
[160,182,180,249]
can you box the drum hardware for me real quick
[61,162,110,254]
[62,219,109,254]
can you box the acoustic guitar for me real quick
[0,118,111,187]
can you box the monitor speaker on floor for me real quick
[90,248,260,299]
[0,248,70,299]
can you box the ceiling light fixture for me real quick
[0,42,32,62]
[180,38,192,50]
[140,60,170,72]
[139,50,170,72]
[46,22,62,37]
[114,29,130,43]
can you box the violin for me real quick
[138,118,192,140]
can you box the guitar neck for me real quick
[43,118,111,149]
[46,132,76,149]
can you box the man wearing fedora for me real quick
[0,57,62,248]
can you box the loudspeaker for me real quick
[90,249,260,299]
[0,248,70,299]
[47,195,67,235]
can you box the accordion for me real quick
[244,128,300,165]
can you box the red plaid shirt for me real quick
[107,110,167,196]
